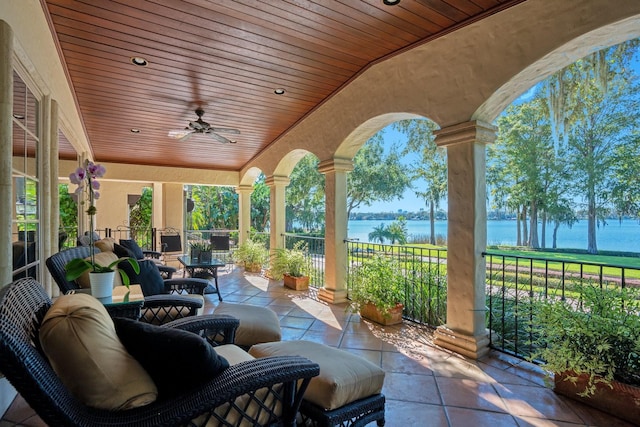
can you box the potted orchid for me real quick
[64,160,139,296]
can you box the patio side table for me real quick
[177,255,225,301]
[66,284,145,320]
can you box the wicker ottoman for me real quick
[212,302,281,349]
[249,340,385,427]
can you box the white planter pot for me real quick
[89,271,115,298]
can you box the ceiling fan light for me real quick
[274,88,285,95]
[130,56,148,67]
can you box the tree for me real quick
[286,155,325,232]
[368,223,388,244]
[347,132,411,219]
[610,132,640,220]
[489,97,554,248]
[59,184,78,232]
[393,119,446,245]
[129,187,152,241]
[251,175,270,232]
[543,41,639,253]
[191,185,238,230]
[386,217,408,245]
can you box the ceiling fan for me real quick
[168,108,240,143]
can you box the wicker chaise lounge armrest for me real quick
[110,355,320,427]
[163,277,209,294]
[142,250,162,259]
[142,294,203,310]
[161,314,239,345]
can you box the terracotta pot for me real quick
[360,302,403,325]
[244,263,262,273]
[283,274,309,290]
[554,371,640,424]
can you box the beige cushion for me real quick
[39,293,157,410]
[213,302,281,347]
[249,340,385,410]
[214,344,256,365]
[75,251,123,288]
[94,237,117,253]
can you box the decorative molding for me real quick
[318,158,354,174]
[433,325,490,359]
[434,120,497,148]
[265,175,290,187]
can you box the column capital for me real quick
[235,185,253,194]
[434,120,497,148]
[318,158,354,174]
[265,175,290,187]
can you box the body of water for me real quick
[347,219,640,253]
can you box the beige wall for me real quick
[95,181,151,233]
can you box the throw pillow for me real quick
[113,317,230,399]
[119,239,144,260]
[119,259,165,295]
[94,237,117,253]
[39,293,157,410]
[113,242,136,259]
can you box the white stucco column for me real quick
[152,182,163,248]
[0,21,13,288]
[49,101,60,296]
[41,95,52,295]
[317,158,353,304]
[433,120,496,359]
[265,175,289,251]
[236,185,253,244]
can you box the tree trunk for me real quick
[529,201,539,249]
[429,199,435,245]
[587,188,598,254]
[516,209,522,246]
[521,207,528,247]
[541,211,547,248]
[552,221,559,249]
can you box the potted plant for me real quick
[64,160,139,297]
[233,239,268,273]
[530,282,640,424]
[271,241,312,290]
[348,254,405,325]
[190,241,212,263]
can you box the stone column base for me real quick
[433,325,490,359]
[318,287,348,304]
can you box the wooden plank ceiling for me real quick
[43,0,520,171]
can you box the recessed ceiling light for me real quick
[274,88,285,95]
[130,56,148,67]
[383,0,400,5]
[13,113,25,120]
[230,139,237,144]
[130,128,141,133]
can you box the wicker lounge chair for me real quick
[0,277,319,427]
[46,246,208,324]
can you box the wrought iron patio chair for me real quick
[0,277,319,427]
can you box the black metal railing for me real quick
[283,233,325,288]
[346,240,448,326]
[484,250,640,360]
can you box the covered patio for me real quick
[3,267,636,426]
[2,0,640,424]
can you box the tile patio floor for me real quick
[2,266,636,427]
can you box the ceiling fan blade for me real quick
[168,129,194,140]
[207,131,234,144]
[209,127,240,135]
